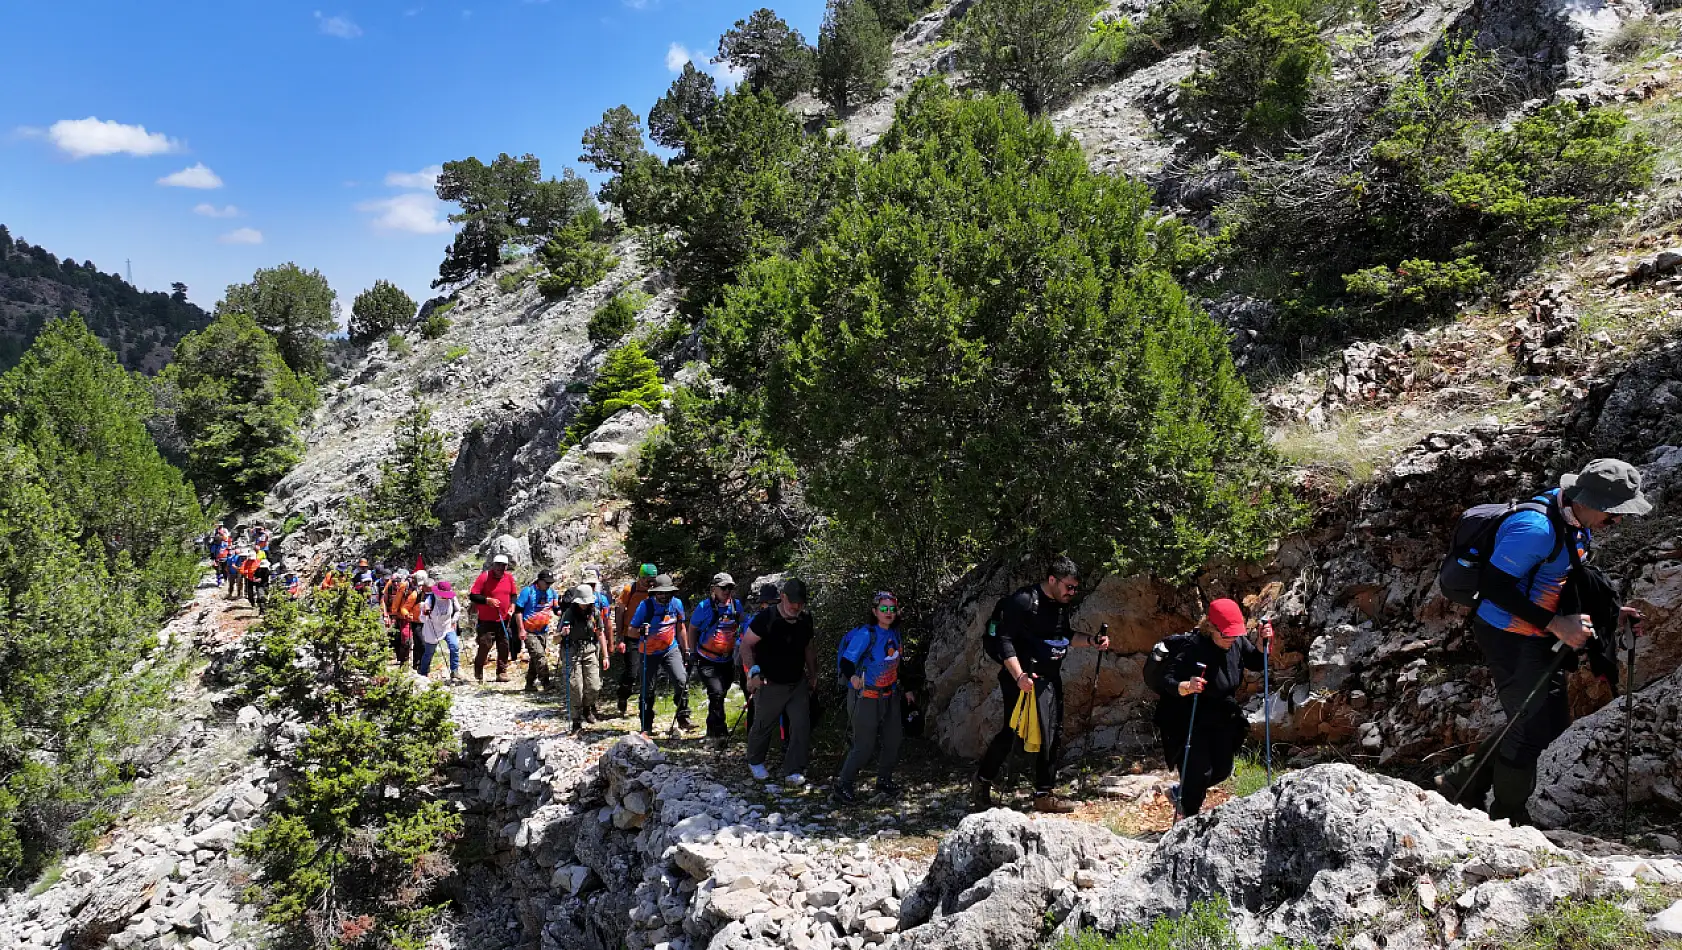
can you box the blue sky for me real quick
[0,0,824,316]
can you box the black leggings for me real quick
[977,669,1064,795]
[1161,717,1239,816]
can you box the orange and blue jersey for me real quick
[839,623,901,695]
[1475,489,1590,637]
[690,596,744,662]
[630,596,686,654]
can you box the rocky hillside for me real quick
[0,225,209,373]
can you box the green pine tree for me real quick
[215,263,339,381]
[365,397,451,559]
[566,342,665,444]
[816,0,892,113]
[348,279,418,346]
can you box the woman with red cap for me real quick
[1144,597,1273,819]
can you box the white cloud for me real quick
[357,193,452,234]
[384,165,442,190]
[665,42,693,73]
[314,11,363,38]
[157,163,224,189]
[665,41,745,87]
[24,117,180,159]
[219,227,264,245]
[193,203,240,218]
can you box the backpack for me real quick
[1437,497,1565,608]
[837,625,879,689]
[981,590,1036,664]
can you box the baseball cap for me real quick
[536,569,555,583]
[492,554,510,566]
[1207,598,1247,638]
[757,583,780,604]
[711,572,736,588]
[639,563,659,577]
[781,577,809,603]
[873,590,898,606]
[1562,458,1653,516]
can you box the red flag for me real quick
[414,552,426,572]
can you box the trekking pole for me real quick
[1261,617,1275,787]
[637,625,650,734]
[1177,662,1208,814]
[1454,639,1572,807]
[1622,613,1637,839]
[1078,624,1110,795]
[561,626,573,722]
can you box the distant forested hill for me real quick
[0,224,210,373]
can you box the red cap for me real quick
[1207,598,1247,637]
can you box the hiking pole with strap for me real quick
[1177,662,1208,816]
[1622,613,1637,839]
[1077,624,1110,795]
[561,626,573,723]
[1261,617,1275,787]
[637,624,650,734]
[1453,639,1572,807]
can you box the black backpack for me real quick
[982,591,1033,663]
[1437,496,1565,608]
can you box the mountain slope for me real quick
[0,225,209,374]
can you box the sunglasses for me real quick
[875,605,898,613]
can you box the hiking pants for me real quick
[694,656,736,737]
[838,688,903,790]
[977,669,1065,796]
[566,638,603,721]
[475,617,511,679]
[746,679,811,777]
[1473,620,1572,768]
[616,641,638,705]
[524,629,552,690]
[1160,715,1239,817]
[638,644,691,733]
[418,629,461,678]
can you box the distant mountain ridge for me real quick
[0,224,210,373]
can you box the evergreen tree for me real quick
[165,312,313,508]
[216,263,339,380]
[0,315,202,599]
[348,279,418,346]
[566,342,665,444]
[709,81,1293,617]
[648,62,720,154]
[433,154,594,287]
[579,105,650,207]
[960,0,1094,114]
[867,0,919,32]
[365,398,450,559]
[716,8,816,103]
[817,0,892,113]
[1182,0,1330,151]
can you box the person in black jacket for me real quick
[1146,597,1271,820]
[972,556,1110,814]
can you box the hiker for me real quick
[280,568,302,600]
[741,578,818,785]
[584,568,613,638]
[226,548,244,599]
[1438,458,1650,824]
[689,573,746,740]
[613,564,659,716]
[469,554,520,682]
[516,570,561,692]
[831,591,905,805]
[1146,597,1271,819]
[417,578,463,682]
[248,554,272,610]
[251,521,271,555]
[972,556,1110,814]
[209,532,230,586]
[385,570,422,667]
[740,583,782,738]
[629,573,695,735]
[559,584,611,731]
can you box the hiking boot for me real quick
[616,698,629,717]
[875,780,902,800]
[583,709,599,724]
[496,675,511,683]
[570,720,584,734]
[524,684,539,693]
[750,763,771,782]
[830,784,858,806]
[677,718,698,733]
[784,773,807,787]
[1032,793,1078,814]
[968,778,993,813]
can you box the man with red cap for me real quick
[1144,597,1273,819]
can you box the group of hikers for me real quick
[218,455,1653,824]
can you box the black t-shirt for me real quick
[1148,629,1265,729]
[559,603,597,641]
[995,584,1076,677]
[748,607,814,685]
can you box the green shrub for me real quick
[349,280,418,346]
[565,342,664,444]
[960,0,1096,114]
[239,587,459,949]
[1342,256,1490,323]
[419,313,452,340]
[1082,0,1204,77]
[1057,896,1312,950]
[588,290,651,345]
[443,345,469,362]
[1471,897,1665,950]
[538,219,618,299]
[497,266,538,295]
[383,332,412,357]
[1181,0,1330,151]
